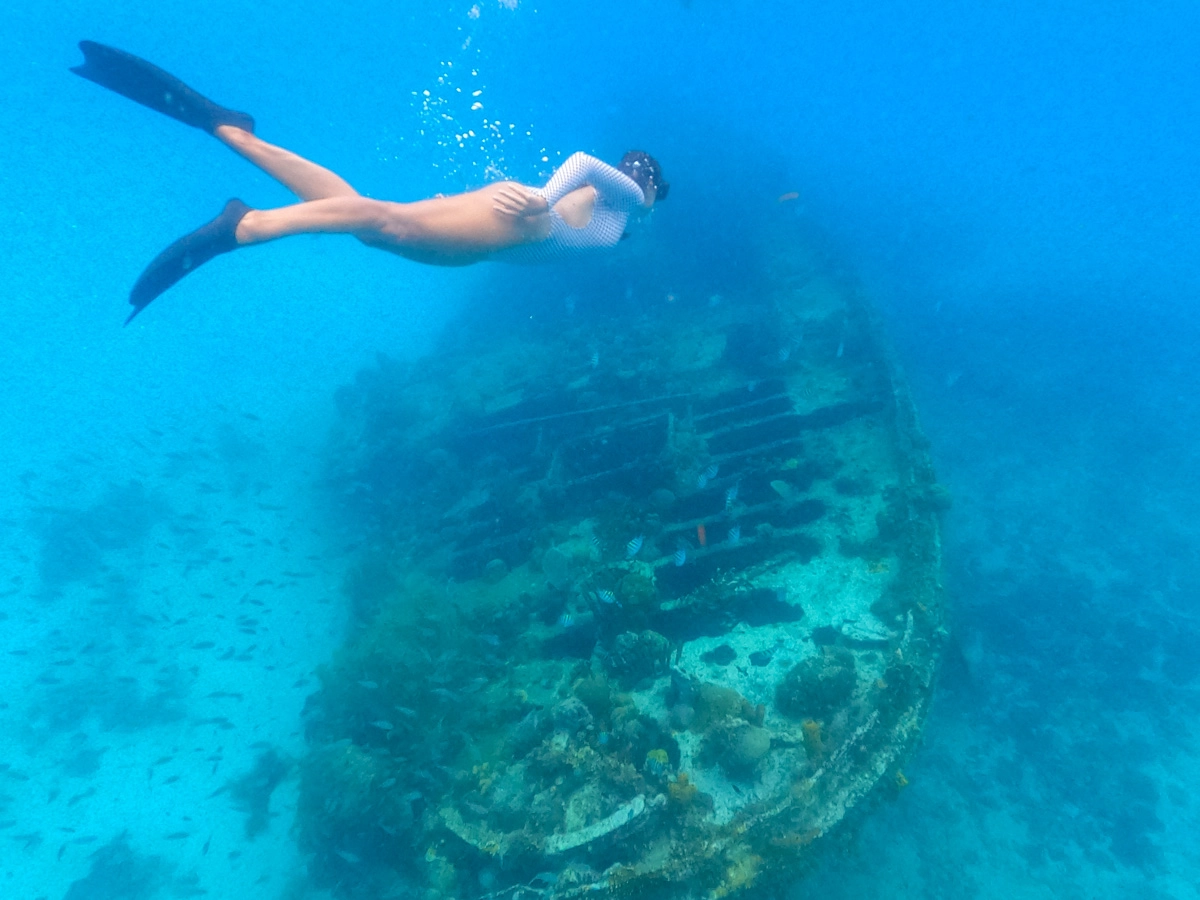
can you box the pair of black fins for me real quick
[71,41,256,323]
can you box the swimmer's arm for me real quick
[493,184,549,218]
[541,152,644,210]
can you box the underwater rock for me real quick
[690,682,760,732]
[669,703,695,730]
[572,674,613,718]
[552,697,594,734]
[510,708,553,756]
[619,572,657,608]
[649,488,677,511]
[227,748,291,838]
[542,547,570,589]
[707,722,773,776]
[63,834,165,900]
[668,771,698,808]
[484,558,508,583]
[776,647,858,720]
[606,630,671,687]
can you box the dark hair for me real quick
[618,150,670,201]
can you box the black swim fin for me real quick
[126,199,252,324]
[71,40,255,134]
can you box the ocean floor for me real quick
[3,304,1199,900]
[0,410,351,900]
[795,319,1200,900]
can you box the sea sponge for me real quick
[572,674,613,719]
[775,647,857,720]
[711,846,762,899]
[706,722,772,776]
[801,719,823,760]
[668,772,697,807]
[691,683,758,731]
[619,572,657,608]
[606,630,670,688]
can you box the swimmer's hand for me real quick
[493,184,549,218]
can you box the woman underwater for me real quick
[70,41,669,323]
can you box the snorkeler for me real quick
[69,41,669,324]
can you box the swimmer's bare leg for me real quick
[233,196,394,244]
[126,196,395,323]
[215,125,359,201]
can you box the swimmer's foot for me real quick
[71,40,255,134]
[126,199,251,324]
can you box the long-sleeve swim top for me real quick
[493,152,645,264]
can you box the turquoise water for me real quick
[2,1,1198,898]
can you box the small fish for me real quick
[728,525,741,545]
[836,340,845,358]
[590,351,600,368]
[673,544,687,567]
[625,535,644,558]
[369,720,395,732]
[778,191,800,202]
[777,346,790,362]
[557,613,575,628]
[66,788,96,806]
[595,589,617,606]
[697,463,719,487]
[598,731,610,746]
[725,484,739,508]
[357,680,379,690]
[697,523,707,547]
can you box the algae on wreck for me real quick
[300,232,947,899]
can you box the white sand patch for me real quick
[0,413,353,900]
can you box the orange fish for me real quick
[777,191,800,203]
[697,524,707,547]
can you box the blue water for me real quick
[3,1,1199,897]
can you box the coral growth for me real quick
[801,719,824,761]
[705,722,773,776]
[606,630,671,688]
[775,647,858,720]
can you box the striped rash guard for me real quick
[494,152,645,264]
